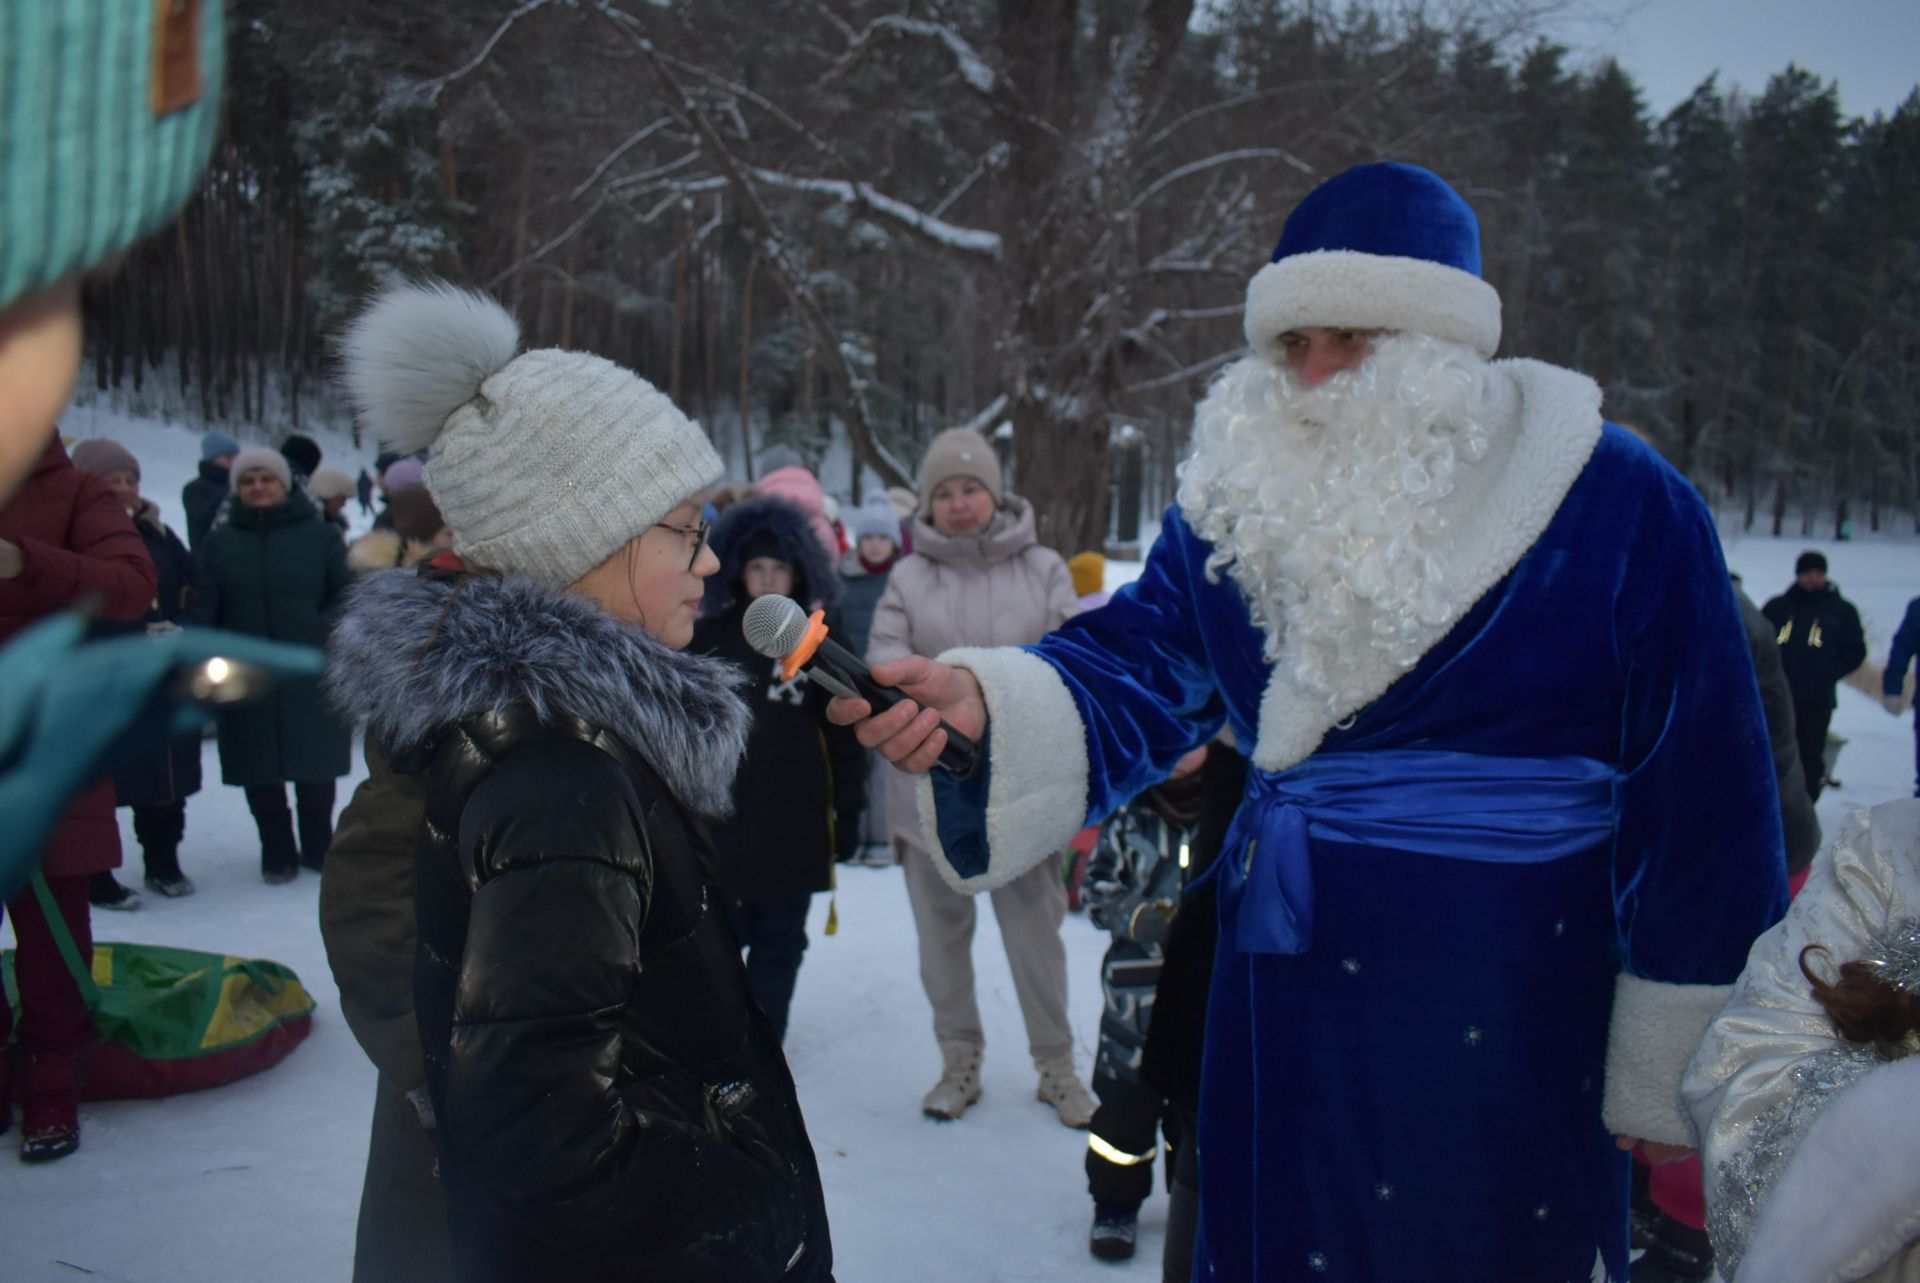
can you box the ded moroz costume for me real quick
[909,163,1789,1281]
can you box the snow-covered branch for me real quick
[749,171,1003,261]
[591,0,916,490]
[956,393,1011,437]
[827,13,998,96]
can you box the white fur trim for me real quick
[912,646,1089,894]
[1602,973,1734,1147]
[1250,359,1603,773]
[1244,251,1503,359]
[1738,1055,1920,1283]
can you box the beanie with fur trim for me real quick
[1244,162,1502,360]
[918,428,1003,513]
[337,280,723,591]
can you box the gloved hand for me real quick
[0,614,323,898]
[1885,694,1907,716]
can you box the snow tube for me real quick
[4,875,315,1100]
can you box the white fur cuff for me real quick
[1740,1056,1920,1283]
[914,646,1090,894]
[1244,251,1503,359]
[1602,973,1733,1146]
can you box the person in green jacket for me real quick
[200,448,352,881]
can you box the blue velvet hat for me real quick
[1243,162,1502,359]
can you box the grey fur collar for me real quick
[325,569,750,818]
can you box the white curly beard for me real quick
[1176,333,1500,716]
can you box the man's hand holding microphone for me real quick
[822,655,988,775]
[740,593,987,776]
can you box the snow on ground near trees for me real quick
[4,408,1917,1280]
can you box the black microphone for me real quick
[741,594,981,779]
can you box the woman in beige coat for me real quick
[867,427,1096,1126]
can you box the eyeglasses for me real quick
[654,521,710,571]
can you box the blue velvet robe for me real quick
[968,427,1788,1280]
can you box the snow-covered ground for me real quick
[3,409,1917,1281]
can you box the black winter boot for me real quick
[1089,1201,1139,1262]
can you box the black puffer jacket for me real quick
[327,567,833,1283]
[1761,581,1867,708]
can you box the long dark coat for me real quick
[200,488,351,786]
[0,438,156,876]
[94,501,218,807]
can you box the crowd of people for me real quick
[2,6,1918,1280]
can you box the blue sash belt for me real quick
[1205,749,1615,955]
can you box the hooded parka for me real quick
[866,495,1079,846]
[694,497,863,900]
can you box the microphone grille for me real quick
[742,594,811,659]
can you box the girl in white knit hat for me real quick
[323,281,833,1283]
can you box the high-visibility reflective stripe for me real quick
[1088,1133,1156,1166]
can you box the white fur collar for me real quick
[1250,359,1603,772]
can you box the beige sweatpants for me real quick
[897,833,1073,1064]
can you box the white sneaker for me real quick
[922,1041,983,1120]
[1035,1054,1096,1129]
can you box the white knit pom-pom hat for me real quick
[336,280,722,590]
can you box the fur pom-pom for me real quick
[336,280,521,456]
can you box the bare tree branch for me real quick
[1121,349,1241,395]
[419,0,572,104]
[591,0,915,490]
[569,117,677,201]
[1130,148,1314,212]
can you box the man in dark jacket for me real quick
[182,430,238,551]
[1883,595,1920,797]
[693,497,864,1042]
[1762,551,1868,800]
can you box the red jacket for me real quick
[0,437,157,876]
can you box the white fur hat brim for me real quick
[1243,250,1503,360]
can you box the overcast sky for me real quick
[1544,0,1920,119]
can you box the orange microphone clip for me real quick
[780,609,831,683]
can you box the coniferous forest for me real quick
[82,0,1920,551]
